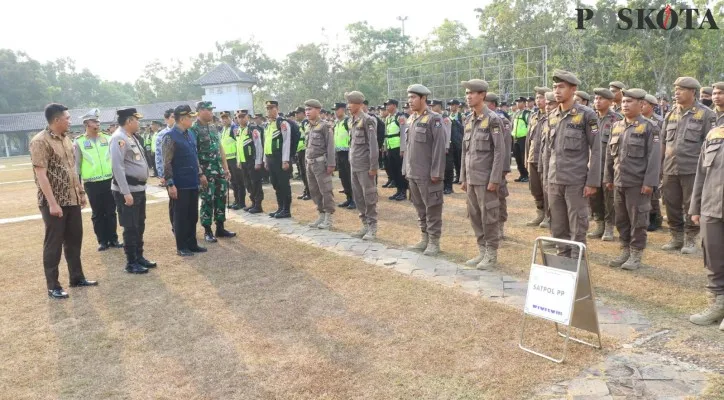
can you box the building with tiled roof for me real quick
[195,63,256,114]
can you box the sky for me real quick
[3,0,487,83]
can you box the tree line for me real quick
[1,0,721,115]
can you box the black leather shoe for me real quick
[347,201,356,209]
[274,210,291,219]
[297,194,305,199]
[215,222,236,238]
[137,257,157,268]
[227,203,239,210]
[520,176,529,183]
[382,181,393,188]
[189,246,207,253]
[268,211,279,218]
[48,288,69,299]
[302,194,311,201]
[177,249,194,257]
[125,263,149,274]
[248,206,263,214]
[453,179,460,184]
[70,279,98,287]
[443,188,453,195]
[338,199,351,208]
[204,232,217,243]
[394,193,407,201]
[97,243,110,251]
[109,240,124,248]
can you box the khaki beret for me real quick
[461,79,489,92]
[485,92,499,102]
[574,91,591,101]
[701,86,713,95]
[644,94,658,105]
[622,88,647,100]
[593,88,614,100]
[674,76,700,90]
[545,92,556,102]
[713,82,724,91]
[407,84,431,96]
[344,91,365,104]
[552,69,581,86]
[304,99,322,109]
[534,86,551,95]
[609,81,627,90]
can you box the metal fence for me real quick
[387,46,548,104]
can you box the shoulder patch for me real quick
[634,123,646,134]
[434,119,441,128]
[118,140,125,148]
[492,125,501,135]
[707,127,724,140]
[572,114,583,124]
[588,119,598,134]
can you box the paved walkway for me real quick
[228,209,716,400]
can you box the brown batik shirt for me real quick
[29,128,81,207]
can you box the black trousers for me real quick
[444,150,455,190]
[145,150,157,176]
[113,190,146,263]
[84,179,118,245]
[296,150,309,196]
[513,137,529,178]
[336,150,352,199]
[40,205,85,290]
[168,198,175,227]
[240,162,264,205]
[268,154,292,209]
[451,142,462,180]
[173,188,199,251]
[386,148,407,192]
[227,158,245,205]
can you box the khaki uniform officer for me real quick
[642,94,665,232]
[460,80,505,269]
[538,91,559,231]
[689,125,724,330]
[403,84,447,256]
[712,82,724,127]
[525,87,551,227]
[543,70,601,258]
[346,91,380,240]
[661,77,716,253]
[604,89,661,270]
[303,99,337,230]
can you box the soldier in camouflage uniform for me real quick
[191,101,236,242]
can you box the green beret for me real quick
[593,88,614,100]
[545,92,556,102]
[701,86,713,95]
[407,84,431,96]
[461,79,489,92]
[713,82,724,92]
[609,81,627,90]
[674,77,700,90]
[344,91,365,104]
[574,91,591,101]
[622,88,647,100]
[644,94,658,105]
[485,92,499,102]
[534,86,551,95]
[552,69,581,86]
[304,99,322,109]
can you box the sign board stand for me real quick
[519,237,602,363]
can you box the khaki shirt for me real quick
[29,128,81,207]
[715,107,724,127]
[305,119,336,167]
[402,108,447,180]
[460,106,505,186]
[543,103,602,187]
[645,113,664,130]
[661,102,716,176]
[526,110,546,164]
[348,111,379,172]
[604,115,661,188]
[690,126,724,218]
[497,111,512,173]
[597,109,623,177]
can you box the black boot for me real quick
[338,198,351,208]
[215,221,236,238]
[269,193,282,217]
[136,247,157,268]
[125,247,148,274]
[275,197,291,219]
[647,212,663,232]
[203,225,217,243]
[248,201,263,214]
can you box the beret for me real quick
[593,88,614,100]
[609,81,627,90]
[407,84,431,96]
[545,92,556,102]
[622,88,647,100]
[700,86,713,95]
[644,94,658,105]
[574,91,591,101]
[461,79,489,92]
[552,69,581,86]
[485,92,499,102]
[534,86,551,95]
[345,91,365,104]
[713,82,724,91]
[674,76,700,90]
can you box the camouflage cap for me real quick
[461,79,489,92]
[674,77,700,90]
[701,86,713,95]
[485,92,499,102]
[81,108,100,122]
[545,92,556,102]
[622,88,647,100]
[609,81,627,90]
[644,94,658,105]
[552,69,581,86]
[574,91,591,101]
[195,101,215,111]
[533,86,551,95]
[593,88,614,100]
[304,99,322,109]
[407,84,431,96]
[713,82,724,91]
[344,91,365,104]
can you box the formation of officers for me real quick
[29,74,724,333]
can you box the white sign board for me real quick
[524,264,577,325]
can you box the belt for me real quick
[385,134,400,138]
[113,176,147,186]
[306,155,326,164]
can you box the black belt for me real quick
[113,176,147,186]
[385,134,400,138]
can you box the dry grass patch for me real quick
[0,203,609,400]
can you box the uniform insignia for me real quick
[492,126,501,134]
[612,125,625,135]
[421,115,429,123]
[570,108,577,115]
[434,119,441,128]
[572,114,583,124]
[100,138,108,145]
[465,121,472,131]
[549,117,560,126]
[604,124,611,130]
[653,134,660,143]
[588,120,599,134]
[707,127,724,140]
[83,140,92,149]
[118,140,125,148]
[481,119,489,129]
[693,109,704,120]
[634,123,646,134]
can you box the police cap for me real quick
[81,108,100,122]
[384,99,399,106]
[333,102,347,110]
[485,93,499,103]
[265,100,279,108]
[545,92,556,102]
[515,96,527,103]
[117,107,143,119]
[173,105,197,118]
[431,99,444,106]
[449,99,461,105]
